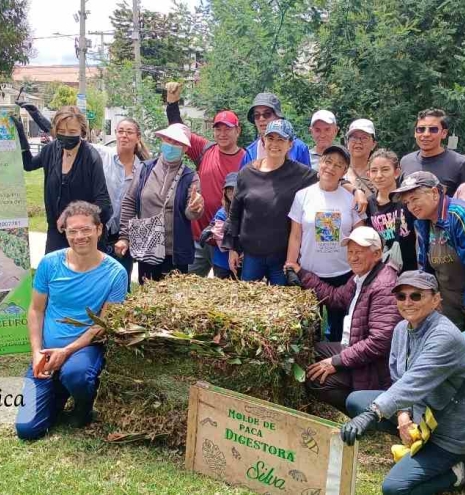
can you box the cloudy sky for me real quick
[28,0,199,66]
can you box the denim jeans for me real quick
[346,390,465,495]
[241,252,287,286]
[16,345,104,440]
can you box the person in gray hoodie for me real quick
[340,270,465,495]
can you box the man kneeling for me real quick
[285,226,401,414]
[16,201,128,439]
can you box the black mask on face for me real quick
[57,134,81,150]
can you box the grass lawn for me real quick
[0,355,406,495]
[24,170,47,233]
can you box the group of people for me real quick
[10,88,465,495]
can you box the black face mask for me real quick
[57,134,81,150]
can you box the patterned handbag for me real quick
[128,163,185,264]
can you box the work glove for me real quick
[285,267,302,288]
[340,410,378,446]
[199,225,213,248]
[165,82,182,104]
[10,116,30,152]
[15,100,52,132]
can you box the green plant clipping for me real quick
[0,229,30,270]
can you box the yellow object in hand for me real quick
[392,444,410,463]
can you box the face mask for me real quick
[57,134,81,150]
[161,142,183,162]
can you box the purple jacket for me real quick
[300,262,402,391]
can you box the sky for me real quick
[27,0,199,66]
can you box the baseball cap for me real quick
[347,118,376,138]
[223,172,238,189]
[389,171,441,202]
[155,123,191,147]
[392,270,439,293]
[322,144,350,165]
[341,226,382,249]
[247,93,284,123]
[213,110,239,128]
[311,110,337,126]
[264,119,295,140]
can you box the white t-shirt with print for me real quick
[289,183,362,277]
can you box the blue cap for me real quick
[224,172,238,189]
[264,119,294,140]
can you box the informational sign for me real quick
[0,112,32,355]
[76,93,86,114]
[186,382,358,495]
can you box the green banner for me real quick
[0,112,32,355]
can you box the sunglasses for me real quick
[394,291,425,302]
[253,111,274,120]
[415,126,440,134]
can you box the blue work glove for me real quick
[340,410,378,446]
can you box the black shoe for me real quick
[69,404,95,428]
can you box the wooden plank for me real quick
[185,380,203,470]
[186,382,357,494]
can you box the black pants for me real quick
[320,271,352,342]
[306,342,353,415]
[138,256,188,284]
[213,265,239,280]
[106,233,133,292]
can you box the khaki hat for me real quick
[341,226,382,249]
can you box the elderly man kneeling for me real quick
[285,226,401,414]
[341,270,465,495]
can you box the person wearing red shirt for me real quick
[165,82,245,276]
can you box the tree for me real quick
[42,81,62,108]
[109,1,207,84]
[49,85,78,110]
[86,85,106,131]
[191,0,323,146]
[103,61,165,151]
[0,0,31,78]
[312,0,465,155]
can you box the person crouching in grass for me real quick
[16,201,128,439]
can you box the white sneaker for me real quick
[452,461,465,487]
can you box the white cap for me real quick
[347,118,376,138]
[311,110,337,126]
[155,123,191,147]
[341,226,382,249]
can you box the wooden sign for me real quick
[186,382,358,495]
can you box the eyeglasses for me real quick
[116,129,137,136]
[348,135,372,143]
[394,291,425,302]
[253,111,274,120]
[415,126,440,134]
[65,226,95,238]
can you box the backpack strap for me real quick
[194,141,216,167]
[135,158,158,218]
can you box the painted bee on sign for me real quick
[301,488,322,495]
[289,469,308,482]
[231,447,241,460]
[300,427,319,454]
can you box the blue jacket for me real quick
[240,137,310,169]
[136,158,196,266]
[416,194,465,304]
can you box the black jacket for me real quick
[23,140,112,227]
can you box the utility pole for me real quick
[77,0,88,113]
[132,0,142,89]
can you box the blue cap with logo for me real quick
[264,119,295,141]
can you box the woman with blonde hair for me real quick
[13,105,112,253]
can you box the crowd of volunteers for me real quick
[11,86,465,494]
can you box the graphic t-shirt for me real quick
[428,224,465,330]
[366,197,417,272]
[288,183,361,277]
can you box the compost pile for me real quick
[94,274,320,447]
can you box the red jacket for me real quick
[299,262,401,391]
